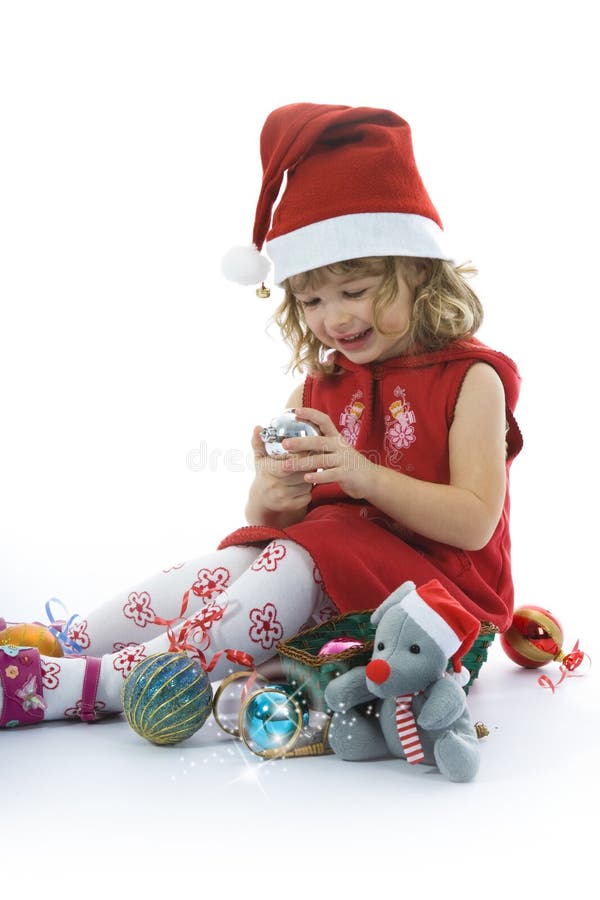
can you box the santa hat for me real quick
[402,579,481,687]
[222,102,451,288]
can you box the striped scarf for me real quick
[394,694,424,765]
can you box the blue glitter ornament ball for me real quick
[122,651,213,746]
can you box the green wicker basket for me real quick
[277,611,497,712]
[460,624,497,692]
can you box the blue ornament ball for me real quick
[240,685,309,758]
[122,651,213,746]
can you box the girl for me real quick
[1,103,521,728]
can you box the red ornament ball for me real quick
[501,605,564,668]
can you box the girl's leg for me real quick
[4,540,329,725]
[67,545,261,655]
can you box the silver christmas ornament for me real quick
[260,409,321,459]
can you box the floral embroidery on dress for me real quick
[122,592,156,628]
[248,603,284,650]
[384,387,417,465]
[339,391,365,447]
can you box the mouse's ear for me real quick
[370,580,416,627]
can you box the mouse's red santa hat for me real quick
[222,102,451,288]
[403,580,481,686]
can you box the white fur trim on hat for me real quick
[266,212,450,284]
[401,587,461,658]
[221,244,271,286]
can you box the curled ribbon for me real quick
[152,588,256,679]
[153,589,192,653]
[43,598,84,655]
[538,640,591,693]
[562,640,585,671]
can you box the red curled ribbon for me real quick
[152,588,256,677]
[152,589,192,654]
[562,640,585,671]
[538,640,591,693]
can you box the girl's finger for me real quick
[251,425,268,457]
[294,407,338,437]
[282,436,332,454]
[304,467,335,485]
[283,452,331,472]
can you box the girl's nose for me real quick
[325,303,353,331]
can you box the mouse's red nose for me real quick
[365,658,391,684]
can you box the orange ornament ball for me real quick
[500,605,563,669]
[0,623,64,657]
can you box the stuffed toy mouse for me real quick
[323,579,482,782]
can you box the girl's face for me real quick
[293,267,418,363]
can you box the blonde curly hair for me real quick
[274,256,484,375]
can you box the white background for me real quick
[1,1,598,895]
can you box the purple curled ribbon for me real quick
[44,598,84,656]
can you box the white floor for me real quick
[3,634,598,897]
[2,4,599,892]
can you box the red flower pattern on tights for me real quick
[248,603,283,650]
[162,562,185,574]
[113,644,147,678]
[192,566,231,601]
[67,619,91,650]
[122,592,156,628]
[64,699,107,720]
[251,542,287,573]
[41,659,61,690]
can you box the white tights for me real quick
[36,540,336,722]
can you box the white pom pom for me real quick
[446,666,471,688]
[221,244,271,286]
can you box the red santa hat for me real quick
[402,579,481,686]
[222,102,451,288]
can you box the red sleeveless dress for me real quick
[219,338,522,631]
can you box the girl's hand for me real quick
[280,407,379,500]
[245,426,314,525]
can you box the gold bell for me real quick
[474,721,490,739]
[256,282,271,299]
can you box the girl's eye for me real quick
[344,290,366,299]
[300,298,320,309]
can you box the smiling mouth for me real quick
[339,328,373,344]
